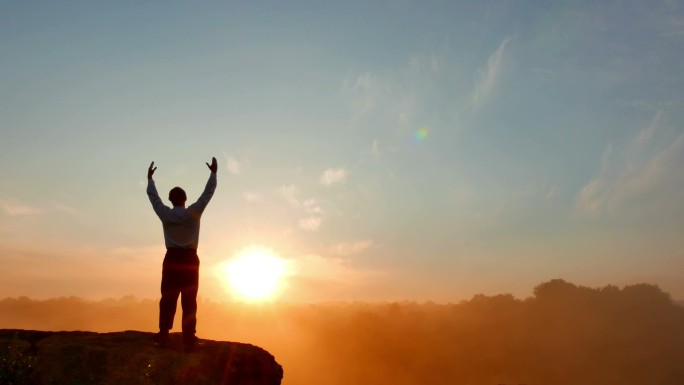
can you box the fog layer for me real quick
[2,279,683,385]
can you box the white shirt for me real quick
[147,173,217,249]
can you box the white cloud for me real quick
[242,192,260,203]
[471,36,512,107]
[302,198,323,214]
[320,168,347,186]
[279,186,324,215]
[298,217,322,231]
[331,240,374,256]
[227,157,241,174]
[279,184,300,207]
[576,111,684,217]
[371,140,380,158]
[0,198,42,216]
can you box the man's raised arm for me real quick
[146,161,171,218]
[189,157,218,213]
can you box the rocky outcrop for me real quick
[0,329,283,385]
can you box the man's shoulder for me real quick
[174,206,197,216]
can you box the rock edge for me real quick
[0,329,283,385]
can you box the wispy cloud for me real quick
[342,72,388,119]
[53,203,79,215]
[576,111,684,217]
[0,197,42,216]
[242,192,261,203]
[320,168,347,186]
[471,36,512,107]
[302,198,323,214]
[284,253,389,301]
[279,184,301,208]
[341,50,458,133]
[331,240,374,256]
[226,157,241,174]
[544,185,560,202]
[371,140,380,158]
[635,110,662,147]
[299,217,322,231]
[280,185,326,226]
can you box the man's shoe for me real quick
[153,331,170,348]
[183,336,203,353]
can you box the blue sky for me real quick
[1,1,684,301]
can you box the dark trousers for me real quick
[159,248,199,341]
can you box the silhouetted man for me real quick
[147,157,217,352]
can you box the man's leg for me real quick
[180,282,198,341]
[180,252,200,350]
[159,285,180,332]
[158,253,182,342]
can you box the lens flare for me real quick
[414,127,429,141]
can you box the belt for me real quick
[167,247,197,252]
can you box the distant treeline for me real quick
[2,279,684,385]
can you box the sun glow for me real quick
[219,247,288,302]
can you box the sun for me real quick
[219,247,288,302]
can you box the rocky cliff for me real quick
[0,329,283,385]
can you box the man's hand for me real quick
[148,161,157,180]
[206,157,218,173]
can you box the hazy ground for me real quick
[2,279,684,385]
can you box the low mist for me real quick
[2,279,684,385]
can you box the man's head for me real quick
[169,187,187,207]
